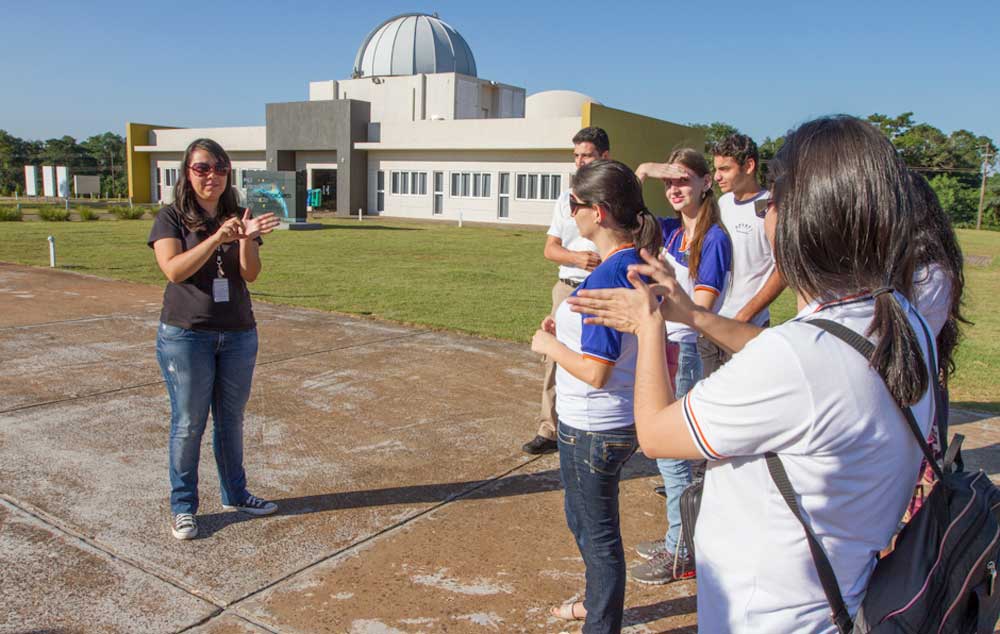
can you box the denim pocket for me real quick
[588,434,637,475]
[159,323,190,340]
[557,425,578,447]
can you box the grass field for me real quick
[0,217,995,412]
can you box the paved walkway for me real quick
[1,262,996,634]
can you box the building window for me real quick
[390,170,428,196]
[450,172,492,199]
[514,173,562,201]
[376,170,385,212]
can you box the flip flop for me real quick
[550,599,586,621]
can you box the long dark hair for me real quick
[572,159,662,256]
[173,138,240,232]
[771,115,926,405]
[908,170,969,378]
[665,148,723,283]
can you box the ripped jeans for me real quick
[156,323,258,515]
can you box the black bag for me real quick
[679,468,704,563]
[767,318,1000,634]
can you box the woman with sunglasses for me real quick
[627,149,731,585]
[530,159,662,634]
[148,138,280,540]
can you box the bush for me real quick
[0,206,23,221]
[38,206,71,221]
[110,206,146,220]
[78,207,100,221]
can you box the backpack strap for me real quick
[761,315,942,632]
[808,318,945,481]
[765,452,855,634]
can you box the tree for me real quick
[82,132,126,197]
[688,121,741,154]
[929,174,980,225]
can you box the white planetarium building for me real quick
[126,13,700,224]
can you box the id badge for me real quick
[213,277,230,303]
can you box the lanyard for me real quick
[216,246,225,278]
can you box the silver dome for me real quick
[353,13,477,78]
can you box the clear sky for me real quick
[3,0,997,147]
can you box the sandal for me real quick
[550,600,586,621]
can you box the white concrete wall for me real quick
[356,115,579,151]
[367,150,573,226]
[139,126,266,152]
[309,73,525,123]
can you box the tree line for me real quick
[1,112,997,226]
[0,130,126,198]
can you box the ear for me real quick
[743,158,757,175]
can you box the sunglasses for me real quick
[569,197,592,216]
[187,162,231,177]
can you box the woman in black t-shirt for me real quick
[147,138,279,540]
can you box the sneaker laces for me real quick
[243,494,267,508]
[175,513,196,530]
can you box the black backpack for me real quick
[767,318,1000,634]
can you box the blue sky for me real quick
[2,0,997,148]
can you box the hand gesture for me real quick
[575,250,602,271]
[540,315,556,335]
[630,249,698,324]
[214,216,245,245]
[635,162,692,183]
[241,209,281,240]
[531,329,557,355]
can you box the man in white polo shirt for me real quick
[522,127,609,454]
[700,134,784,377]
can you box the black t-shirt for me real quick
[147,204,259,331]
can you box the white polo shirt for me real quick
[547,190,599,284]
[718,190,775,326]
[682,293,935,634]
[554,246,644,431]
[913,263,952,336]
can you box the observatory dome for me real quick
[353,13,477,78]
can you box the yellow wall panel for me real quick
[126,123,177,203]
[582,102,704,216]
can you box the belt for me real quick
[559,278,583,288]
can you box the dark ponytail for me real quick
[573,159,662,255]
[773,116,928,405]
[634,208,664,256]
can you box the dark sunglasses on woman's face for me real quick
[569,197,591,216]
[188,162,231,177]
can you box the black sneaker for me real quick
[223,493,278,516]
[522,435,558,455]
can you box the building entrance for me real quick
[311,169,337,210]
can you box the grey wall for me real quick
[265,99,371,216]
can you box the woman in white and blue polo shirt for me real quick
[530,160,662,634]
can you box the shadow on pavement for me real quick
[196,456,660,538]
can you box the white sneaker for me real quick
[172,513,198,540]
[223,493,277,516]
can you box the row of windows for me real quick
[391,171,428,196]
[378,170,562,202]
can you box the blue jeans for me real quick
[658,340,702,556]
[558,421,638,634]
[156,323,258,515]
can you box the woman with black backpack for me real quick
[567,115,948,633]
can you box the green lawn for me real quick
[0,218,996,412]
